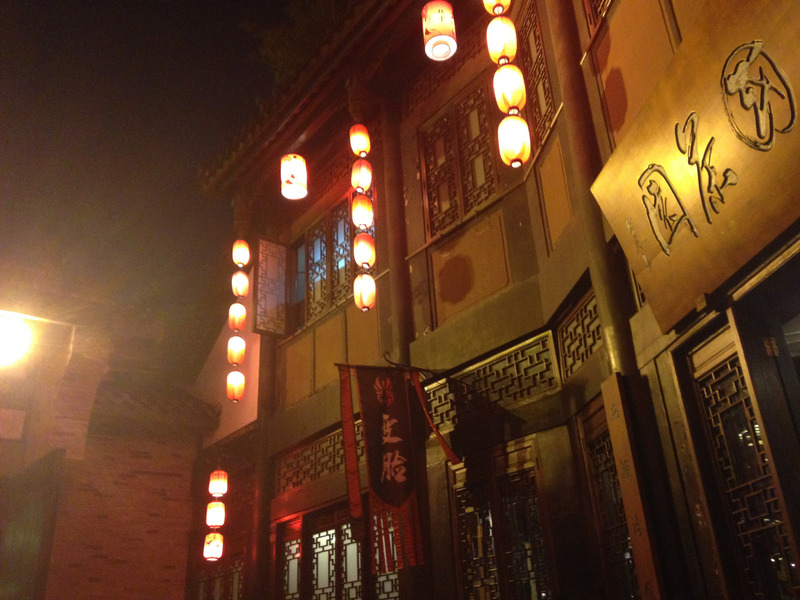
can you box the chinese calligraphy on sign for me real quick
[722,40,796,151]
[637,39,795,257]
[374,375,409,484]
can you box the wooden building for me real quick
[190,1,800,598]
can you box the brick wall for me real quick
[44,434,197,600]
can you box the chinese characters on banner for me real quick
[338,365,424,573]
[591,0,800,333]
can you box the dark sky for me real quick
[0,1,276,378]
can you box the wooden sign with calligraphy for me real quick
[591,0,800,332]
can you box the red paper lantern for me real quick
[228,302,246,331]
[422,1,457,61]
[206,501,226,528]
[482,0,511,15]
[351,158,373,193]
[227,335,245,366]
[349,124,371,157]
[351,194,374,230]
[231,271,249,298]
[487,16,517,65]
[232,239,250,268]
[497,115,531,168]
[227,370,245,402]
[203,533,224,561]
[208,469,228,497]
[493,63,527,115]
[353,273,376,312]
[353,232,376,269]
[281,154,308,200]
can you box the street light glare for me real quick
[0,313,33,367]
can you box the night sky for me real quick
[0,1,277,380]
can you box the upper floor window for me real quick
[419,81,499,239]
[289,192,376,330]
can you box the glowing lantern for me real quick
[228,302,246,331]
[353,273,376,312]
[206,501,226,528]
[351,194,374,230]
[227,370,245,402]
[487,16,517,65]
[497,115,531,168]
[232,239,250,267]
[351,158,373,193]
[227,335,245,366]
[231,270,249,298]
[204,533,224,561]
[0,313,33,367]
[482,0,511,15]
[422,1,457,61]
[349,124,371,157]
[281,153,308,200]
[208,470,228,497]
[353,233,376,269]
[493,64,527,115]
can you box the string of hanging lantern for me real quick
[227,240,249,403]
[421,1,457,61]
[484,0,532,168]
[203,469,228,561]
[349,124,377,312]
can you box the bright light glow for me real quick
[231,270,249,298]
[482,0,511,15]
[0,313,33,367]
[353,232,376,269]
[227,370,245,402]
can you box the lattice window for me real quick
[587,430,639,598]
[498,470,553,599]
[275,504,399,600]
[453,452,553,600]
[518,0,556,152]
[295,196,358,325]
[694,352,800,599]
[456,483,501,599]
[306,219,329,321]
[558,291,603,379]
[425,331,559,432]
[420,83,498,239]
[274,423,364,495]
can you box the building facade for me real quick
[190,1,800,599]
